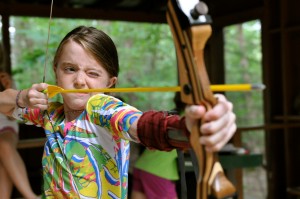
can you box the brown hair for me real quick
[53,26,119,83]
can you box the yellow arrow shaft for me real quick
[55,84,262,94]
[56,87,180,93]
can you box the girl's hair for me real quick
[53,26,119,82]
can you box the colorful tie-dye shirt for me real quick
[13,94,142,199]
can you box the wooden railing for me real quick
[17,137,46,149]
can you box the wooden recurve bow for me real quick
[166,0,237,199]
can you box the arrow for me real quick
[45,84,265,98]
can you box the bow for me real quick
[166,0,236,199]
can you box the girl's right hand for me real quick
[23,83,49,110]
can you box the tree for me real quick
[10,17,177,111]
[224,20,266,199]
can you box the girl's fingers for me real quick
[200,119,236,152]
[26,83,49,110]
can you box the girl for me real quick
[0,26,236,198]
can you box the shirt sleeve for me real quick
[86,94,142,141]
[12,107,44,127]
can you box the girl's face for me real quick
[54,41,117,111]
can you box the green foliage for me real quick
[224,20,264,127]
[106,22,177,110]
[224,21,266,185]
[10,17,177,111]
[225,21,266,199]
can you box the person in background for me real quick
[130,94,185,199]
[0,71,38,199]
[0,26,236,198]
[131,148,179,199]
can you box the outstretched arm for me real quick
[131,94,236,152]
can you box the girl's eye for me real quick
[64,67,75,72]
[88,72,100,77]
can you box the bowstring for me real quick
[42,1,80,195]
[43,0,55,134]
[43,0,53,83]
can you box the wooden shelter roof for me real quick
[0,0,263,24]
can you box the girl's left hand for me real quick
[184,94,236,152]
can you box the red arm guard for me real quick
[137,111,190,151]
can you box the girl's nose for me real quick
[74,72,85,88]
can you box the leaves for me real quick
[224,20,263,127]
[10,17,177,111]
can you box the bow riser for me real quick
[189,26,217,105]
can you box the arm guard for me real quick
[137,111,190,151]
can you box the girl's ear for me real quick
[107,77,118,88]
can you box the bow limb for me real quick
[166,1,236,199]
[189,24,237,199]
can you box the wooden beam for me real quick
[0,2,167,24]
[213,7,264,27]
[17,138,46,149]
[1,14,11,73]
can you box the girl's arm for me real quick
[130,94,236,152]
